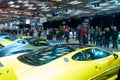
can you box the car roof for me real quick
[22,38,46,43]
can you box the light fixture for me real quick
[32,7,37,10]
[4,12,8,13]
[40,6,46,9]
[10,4,15,7]
[26,19,30,24]
[8,1,15,5]
[28,7,32,9]
[23,0,29,4]
[115,0,120,3]
[15,5,20,8]
[23,3,29,7]
[29,4,34,7]
[18,0,24,3]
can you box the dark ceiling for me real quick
[0,0,119,23]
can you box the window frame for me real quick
[72,48,112,61]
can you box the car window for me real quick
[72,48,111,61]
[38,40,48,46]
[4,36,10,39]
[17,40,26,44]
[30,40,48,46]
[17,45,74,66]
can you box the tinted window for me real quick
[17,40,26,44]
[72,48,111,61]
[18,45,74,66]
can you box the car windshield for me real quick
[0,33,16,40]
[27,38,48,46]
[23,38,35,43]
[17,45,80,66]
[0,44,4,49]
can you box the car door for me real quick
[71,48,119,80]
[86,48,120,80]
[95,48,120,79]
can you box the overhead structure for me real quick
[0,0,119,23]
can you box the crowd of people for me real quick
[45,25,119,50]
[0,25,119,50]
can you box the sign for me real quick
[40,17,47,23]
[26,19,30,24]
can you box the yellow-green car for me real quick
[0,36,32,46]
[0,44,120,80]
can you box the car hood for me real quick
[0,53,34,75]
[17,57,73,80]
[0,52,75,80]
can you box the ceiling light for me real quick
[101,9,110,11]
[29,4,34,7]
[23,3,29,7]
[4,12,8,13]
[15,5,20,8]
[28,7,32,9]
[40,6,46,9]
[8,1,15,5]
[10,5,15,7]
[28,7,36,10]
[14,11,18,13]
[115,0,120,3]
[57,0,62,1]
[68,1,82,5]
[10,11,14,13]
[38,2,47,7]
[46,14,52,17]
[18,0,23,3]
[17,13,21,14]
[42,9,51,11]
[23,1,29,4]
[32,7,37,10]
[106,6,117,9]
[0,10,3,12]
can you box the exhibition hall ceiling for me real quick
[0,0,119,22]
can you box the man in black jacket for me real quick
[112,26,119,49]
[104,27,111,48]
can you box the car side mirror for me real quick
[113,54,118,59]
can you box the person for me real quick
[102,30,106,47]
[56,28,59,41]
[57,28,64,42]
[90,26,94,44]
[112,26,119,49]
[64,29,69,42]
[38,28,41,38]
[99,30,103,46]
[110,26,114,48]
[81,27,86,44]
[29,29,34,37]
[94,26,99,45]
[104,27,111,48]
[77,26,82,44]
